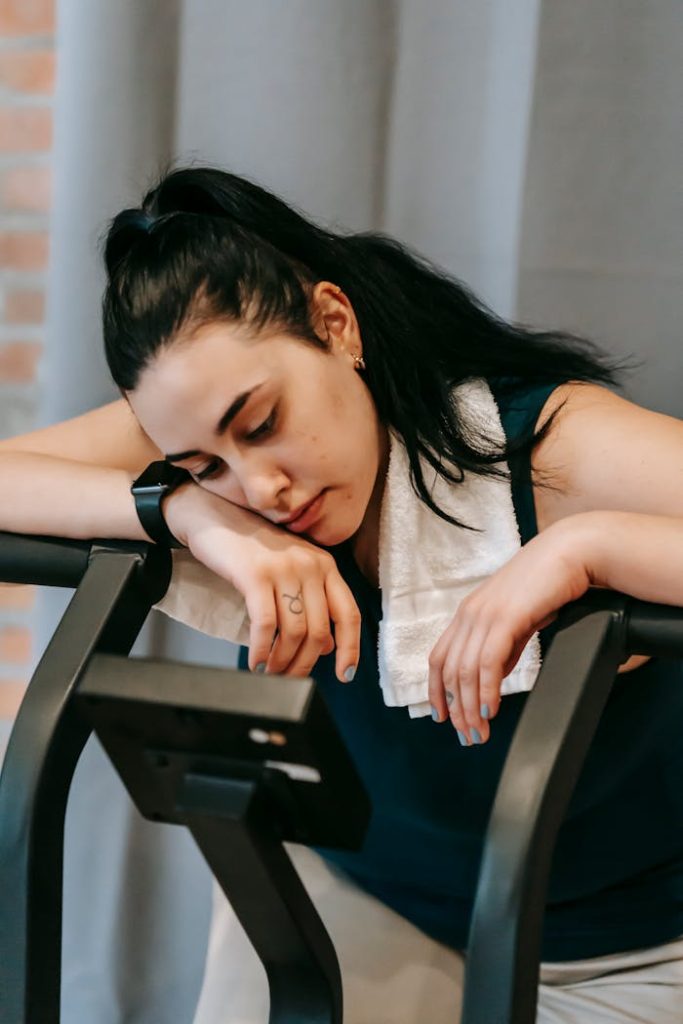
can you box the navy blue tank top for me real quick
[239,379,683,961]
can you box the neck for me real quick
[350,425,390,589]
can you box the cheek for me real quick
[198,475,246,506]
[334,450,377,513]
[318,437,358,482]
[323,424,378,494]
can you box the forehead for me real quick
[130,323,274,443]
[154,321,263,388]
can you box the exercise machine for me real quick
[1,533,682,1023]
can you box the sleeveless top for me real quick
[239,378,683,962]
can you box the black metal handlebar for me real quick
[0,531,164,588]
[1,532,682,1024]
[0,533,173,1024]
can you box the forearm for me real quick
[0,448,279,569]
[572,510,683,606]
[0,451,150,541]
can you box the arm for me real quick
[429,382,683,743]
[0,451,152,541]
[0,398,163,540]
[571,510,683,607]
[532,381,683,605]
[0,398,362,684]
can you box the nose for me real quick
[224,457,289,516]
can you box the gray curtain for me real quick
[37,1,682,1021]
[517,0,683,416]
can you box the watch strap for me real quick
[131,461,192,548]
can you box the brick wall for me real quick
[0,0,55,743]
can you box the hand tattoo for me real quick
[282,587,304,615]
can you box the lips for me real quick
[283,490,326,532]
[281,494,319,525]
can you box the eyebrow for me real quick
[164,383,265,463]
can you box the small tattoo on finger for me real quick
[282,588,304,614]
[445,690,454,707]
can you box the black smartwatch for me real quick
[131,460,192,548]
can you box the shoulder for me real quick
[530,381,683,530]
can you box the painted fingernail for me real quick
[445,690,454,707]
[457,730,469,746]
[255,662,266,673]
[344,665,356,682]
[431,705,441,722]
[480,704,490,720]
[470,728,482,745]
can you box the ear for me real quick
[311,280,360,356]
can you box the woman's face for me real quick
[128,285,388,548]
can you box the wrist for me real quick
[549,511,608,588]
[163,482,259,549]
[162,479,202,548]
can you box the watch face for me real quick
[133,461,188,492]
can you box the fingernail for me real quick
[457,730,469,746]
[255,662,266,674]
[344,665,356,682]
[431,705,441,722]
[470,728,482,745]
[480,704,490,720]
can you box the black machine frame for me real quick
[1,532,682,1024]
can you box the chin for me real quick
[305,523,347,548]
[301,489,367,548]
[320,516,366,549]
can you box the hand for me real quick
[428,518,592,745]
[164,483,361,684]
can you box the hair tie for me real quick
[105,208,157,277]
[136,210,156,234]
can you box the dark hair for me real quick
[102,165,635,529]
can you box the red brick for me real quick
[0,107,52,152]
[0,679,27,720]
[0,341,42,382]
[4,289,45,323]
[0,231,49,270]
[0,626,31,663]
[1,165,51,211]
[0,585,35,610]
[0,51,55,94]
[0,0,54,37]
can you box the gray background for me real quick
[6,1,683,1021]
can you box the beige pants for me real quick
[192,845,683,1024]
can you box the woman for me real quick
[2,166,682,1022]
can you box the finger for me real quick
[427,628,453,724]
[266,579,308,673]
[279,574,335,678]
[244,583,278,673]
[444,679,470,746]
[480,625,519,719]
[443,624,491,743]
[320,633,336,657]
[430,617,475,740]
[501,626,535,677]
[324,569,362,683]
[428,642,470,744]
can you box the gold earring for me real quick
[353,353,366,371]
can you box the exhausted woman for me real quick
[2,166,682,1023]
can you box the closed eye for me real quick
[245,407,277,442]
[193,460,224,482]
[191,407,278,482]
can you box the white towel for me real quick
[377,378,541,717]
[152,545,252,648]
[153,378,542,717]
